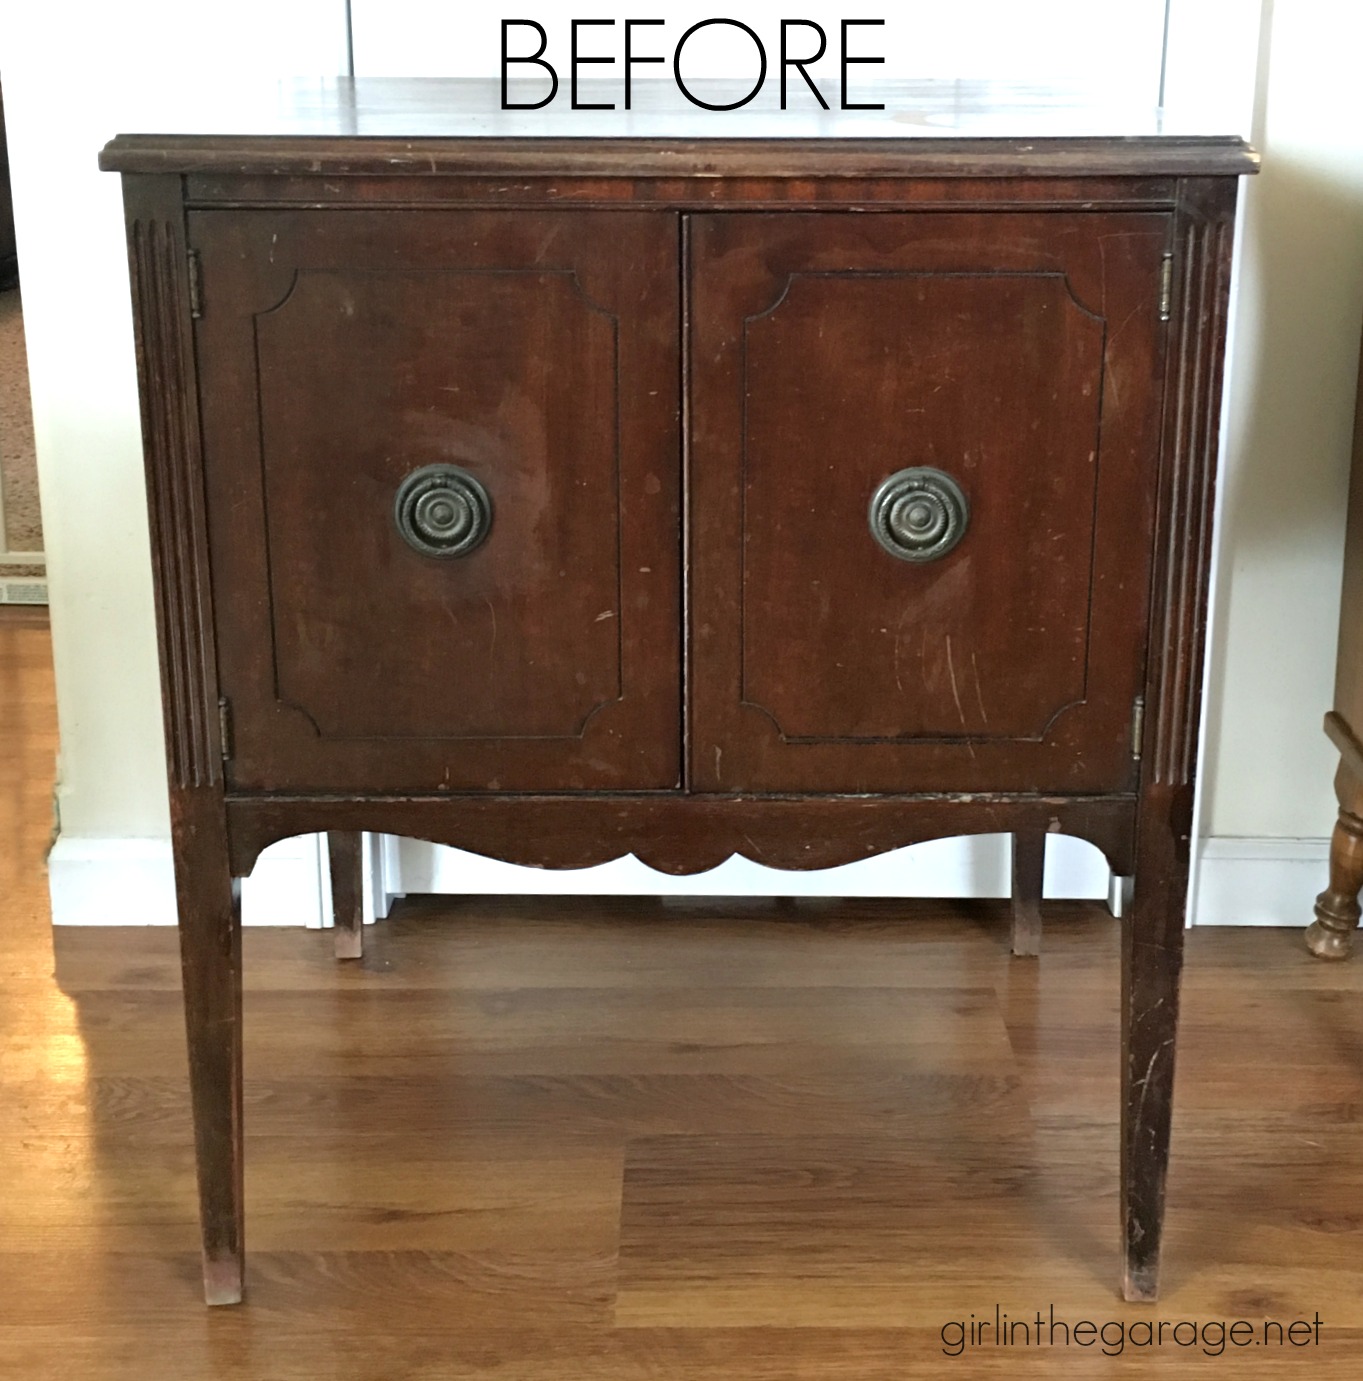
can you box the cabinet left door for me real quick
[191,209,681,793]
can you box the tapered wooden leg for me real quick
[173,793,244,1306]
[328,830,364,960]
[1010,832,1045,957]
[1121,785,1191,1303]
[1307,762,1363,960]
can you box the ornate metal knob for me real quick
[868,467,970,563]
[394,464,492,558]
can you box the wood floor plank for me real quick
[0,1249,618,1329]
[20,984,1015,1080]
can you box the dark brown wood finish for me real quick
[194,209,681,794]
[688,210,1167,794]
[1309,325,1363,959]
[1010,833,1046,958]
[224,793,1138,883]
[107,83,1251,1308]
[1122,176,1238,1301]
[121,174,242,1304]
[327,831,363,961]
[104,134,1258,181]
[181,172,1182,212]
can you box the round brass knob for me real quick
[394,464,492,559]
[868,467,970,563]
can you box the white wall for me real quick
[8,1,1358,926]
[1201,0,1363,842]
[1,3,349,851]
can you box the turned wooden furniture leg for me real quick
[328,830,364,960]
[1011,832,1045,957]
[1120,786,1191,1302]
[173,796,245,1306]
[1307,762,1363,960]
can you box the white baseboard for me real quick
[48,832,391,928]
[240,834,330,929]
[393,832,1111,900]
[47,831,1105,925]
[47,837,179,926]
[1191,836,1329,927]
[46,830,1330,929]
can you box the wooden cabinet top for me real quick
[99,77,1257,179]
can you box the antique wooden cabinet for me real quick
[101,79,1255,1307]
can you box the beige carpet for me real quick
[0,287,43,576]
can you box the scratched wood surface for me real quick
[4,609,1363,1378]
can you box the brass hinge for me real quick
[1131,695,1146,760]
[218,696,233,761]
[187,249,203,319]
[1158,252,1173,322]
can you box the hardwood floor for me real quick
[4,607,1363,1376]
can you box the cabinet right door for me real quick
[687,210,1171,795]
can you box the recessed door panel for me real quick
[193,210,680,792]
[688,211,1170,794]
